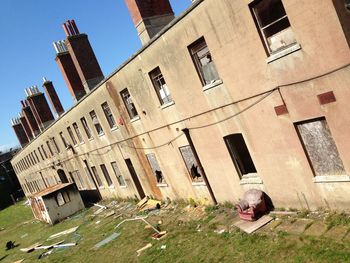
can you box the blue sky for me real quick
[0,0,191,151]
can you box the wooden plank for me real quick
[234,215,273,234]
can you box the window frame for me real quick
[80,117,93,140]
[179,145,204,183]
[120,88,139,120]
[101,102,117,129]
[100,164,113,187]
[149,67,172,105]
[111,161,126,187]
[89,110,104,136]
[67,126,78,146]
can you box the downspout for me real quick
[182,128,217,205]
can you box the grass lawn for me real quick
[0,201,349,263]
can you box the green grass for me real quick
[0,202,350,262]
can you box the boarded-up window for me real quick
[146,153,165,184]
[56,192,65,206]
[111,162,126,187]
[179,146,203,182]
[295,118,346,177]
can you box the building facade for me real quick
[11,0,350,210]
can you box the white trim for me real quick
[110,126,119,132]
[239,173,263,185]
[313,175,350,183]
[119,185,127,189]
[202,79,223,92]
[157,183,168,187]
[130,116,141,123]
[160,101,175,110]
[192,181,206,186]
[266,43,301,63]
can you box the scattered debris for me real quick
[139,199,161,212]
[6,241,16,250]
[38,249,53,260]
[115,216,161,234]
[34,241,64,250]
[136,197,149,209]
[12,259,24,263]
[103,210,115,218]
[270,211,298,215]
[20,242,42,253]
[0,227,5,231]
[94,203,107,215]
[95,221,101,225]
[214,229,226,234]
[94,233,120,249]
[20,233,28,239]
[54,243,77,248]
[151,231,167,240]
[234,215,273,234]
[160,245,167,250]
[47,226,79,241]
[136,243,152,257]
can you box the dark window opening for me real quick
[67,127,77,146]
[179,146,203,182]
[91,166,103,187]
[120,89,138,119]
[250,0,297,54]
[224,134,257,179]
[73,123,84,143]
[146,153,165,184]
[101,102,117,129]
[90,110,104,135]
[81,117,93,140]
[188,37,219,86]
[100,164,113,187]
[60,132,69,148]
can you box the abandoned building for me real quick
[10,0,350,211]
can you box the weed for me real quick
[204,205,218,214]
[325,212,350,229]
[222,201,234,209]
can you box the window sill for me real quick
[160,101,175,110]
[88,138,94,141]
[192,181,206,186]
[130,116,140,123]
[202,79,223,92]
[157,183,168,187]
[98,133,105,137]
[239,173,263,185]
[266,43,301,63]
[79,142,85,145]
[313,175,350,183]
[119,185,127,189]
[110,126,119,132]
[98,186,105,189]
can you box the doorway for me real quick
[125,158,145,199]
[57,169,69,183]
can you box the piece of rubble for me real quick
[47,226,79,241]
[136,243,152,256]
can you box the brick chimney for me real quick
[54,40,86,102]
[21,100,40,137]
[19,112,33,141]
[125,0,175,45]
[25,86,55,131]
[62,20,104,92]
[11,118,29,147]
[42,78,64,117]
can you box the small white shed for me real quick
[29,183,84,224]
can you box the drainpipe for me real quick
[182,128,217,205]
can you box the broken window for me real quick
[100,164,113,187]
[224,134,257,179]
[179,146,203,182]
[67,127,77,146]
[56,191,70,206]
[149,67,172,105]
[295,118,346,177]
[250,0,297,55]
[188,37,219,86]
[59,132,69,148]
[146,153,166,184]
[73,123,84,143]
[80,117,93,140]
[120,88,138,119]
[91,166,103,187]
[111,162,126,187]
[101,102,117,129]
[89,110,104,136]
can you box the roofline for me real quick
[12,0,204,160]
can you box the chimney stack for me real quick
[21,100,40,137]
[63,20,104,92]
[124,0,175,45]
[19,112,33,141]
[25,86,55,131]
[54,40,86,102]
[42,77,64,117]
[11,118,29,147]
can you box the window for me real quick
[38,147,44,161]
[179,146,203,182]
[89,110,104,135]
[71,170,85,190]
[34,150,40,163]
[67,127,77,146]
[84,167,96,189]
[250,0,297,55]
[73,123,84,143]
[101,102,117,129]
[52,137,60,153]
[146,153,165,184]
[224,134,257,179]
[120,88,138,119]
[91,166,103,187]
[295,118,346,177]
[56,191,70,206]
[188,37,219,86]
[60,132,69,148]
[41,145,48,159]
[149,67,172,105]
[111,162,126,187]
[100,164,113,187]
[81,117,93,139]
[46,141,54,156]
